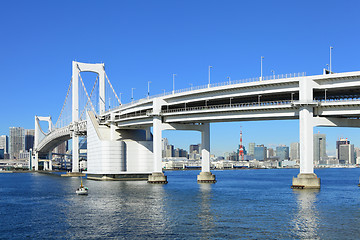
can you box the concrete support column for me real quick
[299,106,314,174]
[292,77,320,189]
[201,123,210,173]
[148,116,167,184]
[48,151,53,171]
[197,123,216,183]
[72,133,79,172]
[34,152,39,171]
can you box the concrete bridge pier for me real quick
[197,123,216,183]
[148,115,168,184]
[292,78,320,189]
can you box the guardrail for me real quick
[116,72,306,109]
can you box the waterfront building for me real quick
[162,138,169,157]
[0,135,8,154]
[9,127,25,159]
[189,144,201,154]
[313,133,327,165]
[254,145,266,161]
[276,145,289,161]
[54,141,68,155]
[0,149,4,159]
[339,144,355,164]
[25,129,35,151]
[267,148,274,158]
[290,142,300,161]
[248,142,255,156]
[336,138,350,160]
[174,148,187,158]
[165,145,174,158]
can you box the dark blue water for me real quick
[1,169,360,239]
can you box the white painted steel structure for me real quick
[34,61,360,185]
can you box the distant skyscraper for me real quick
[54,141,68,154]
[9,127,25,159]
[313,133,327,164]
[0,135,8,154]
[267,148,274,158]
[254,145,266,161]
[25,129,35,151]
[336,138,350,160]
[339,143,354,164]
[276,145,289,161]
[290,142,300,161]
[165,145,174,158]
[189,144,201,154]
[162,138,169,157]
[248,142,255,156]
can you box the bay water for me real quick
[1,168,360,239]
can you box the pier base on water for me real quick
[291,173,320,189]
[197,171,216,183]
[61,172,86,177]
[147,172,168,184]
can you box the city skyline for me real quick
[2,1,360,156]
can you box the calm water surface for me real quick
[1,168,360,239]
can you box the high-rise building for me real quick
[161,138,169,158]
[336,138,350,160]
[189,144,201,154]
[254,144,266,161]
[313,133,327,164]
[54,141,68,154]
[165,145,174,158]
[25,129,35,151]
[276,145,289,161]
[0,135,8,154]
[9,127,25,159]
[248,142,255,156]
[290,142,300,161]
[267,148,274,158]
[339,143,355,164]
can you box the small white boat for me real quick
[76,178,88,195]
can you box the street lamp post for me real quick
[258,95,262,105]
[162,89,166,95]
[119,92,122,105]
[260,56,264,81]
[131,88,135,102]
[147,81,151,99]
[172,74,176,94]
[208,66,213,87]
[271,70,275,79]
[330,46,333,73]
[190,83,193,90]
[227,76,231,84]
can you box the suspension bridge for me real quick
[34,61,360,188]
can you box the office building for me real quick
[189,144,201,154]
[290,142,300,161]
[276,145,289,161]
[0,135,8,154]
[165,145,174,158]
[248,142,255,156]
[313,133,327,164]
[336,138,350,160]
[9,127,25,159]
[25,129,35,151]
[254,144,266,161]
[267,148,274,158]
[339,143,355,164]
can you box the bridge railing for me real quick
[116,72,306,110]
[161,100,293,114]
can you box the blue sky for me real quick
[1,0,360,156]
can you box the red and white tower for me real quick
[239,127,244,161]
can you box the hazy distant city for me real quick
[1,126,358,171]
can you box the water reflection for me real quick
[198,184,215,239]
[291,189,320,239]
[63,180,167,239]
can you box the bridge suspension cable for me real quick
[78,72,97,115]
[105,73,121,105]
[79,75,99,120]
[54,77,73,128]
